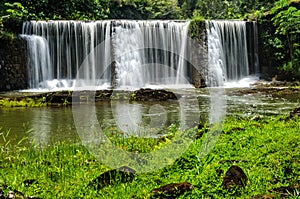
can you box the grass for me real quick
[0,114,299,198]
[0,97,47,108]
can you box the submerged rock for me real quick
[150,182,194,198]
[89,166,136,190]
[222,165,248,189]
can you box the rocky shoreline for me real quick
[0,82,299,107]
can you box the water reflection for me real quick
[110,101,181,137]
[30,108,50,147]
[0,107,78,147]
[0,89,299,146]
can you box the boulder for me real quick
[222,165,248,189]
[130,89,179,101]
[89,166,136,190]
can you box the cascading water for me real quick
[21,35,53,88]
[22,20,112,90]
[206,20,254,87]
[22,20,190,90]
[112,21,145,88]
[112,20,190,88]
[21,20,258,90]
[206,21,225,87]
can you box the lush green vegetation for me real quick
[0,114,299,198]
[270,0,300,77]
[0,0,279,21]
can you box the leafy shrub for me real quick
[271,0,300,76]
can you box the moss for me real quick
[188,17,206,42]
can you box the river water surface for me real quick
[0,88,299,146]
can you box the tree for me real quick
[3,0,110,20]
[178,0,197,18]
[145,0,181,19]
[271,0,300,75]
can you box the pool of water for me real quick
[0,88,299,146]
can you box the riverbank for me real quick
[0,82,300,107]
[0,111,299,198]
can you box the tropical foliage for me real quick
[271,0,300,76]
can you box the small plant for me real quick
[0,97,47,108]
[287,188,300,198]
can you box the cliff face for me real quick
[0,37,28,91]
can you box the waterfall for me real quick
[206,20,253,87]
[112,20,190,88]
[206,21,225,87]
[112,21,145,88]
[22,21,112,89]
[22,20,190,90]
[21,20,258,90]
[21,35,53,88]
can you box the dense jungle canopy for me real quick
[0,0,299,78]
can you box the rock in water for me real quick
[130,88,179,101]
[89,166,136,190]
[150,182,194,198]
[222,165,248,189]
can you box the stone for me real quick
[0,37,27,91]
[130,88,179,101]
[89,166,136,190]
[150,182,194,198]
[222,165,248,189]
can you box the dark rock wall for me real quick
[0,37,28,91]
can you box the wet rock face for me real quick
[222,165,248,189]
[150,182,194,198]
[0,37,27,91]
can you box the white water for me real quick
[112,20,190,88]
[206,20,251,87]
[22,21,112,90]
[22,20,258,90]
[21,35,53,89]
[22,20,191,90]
